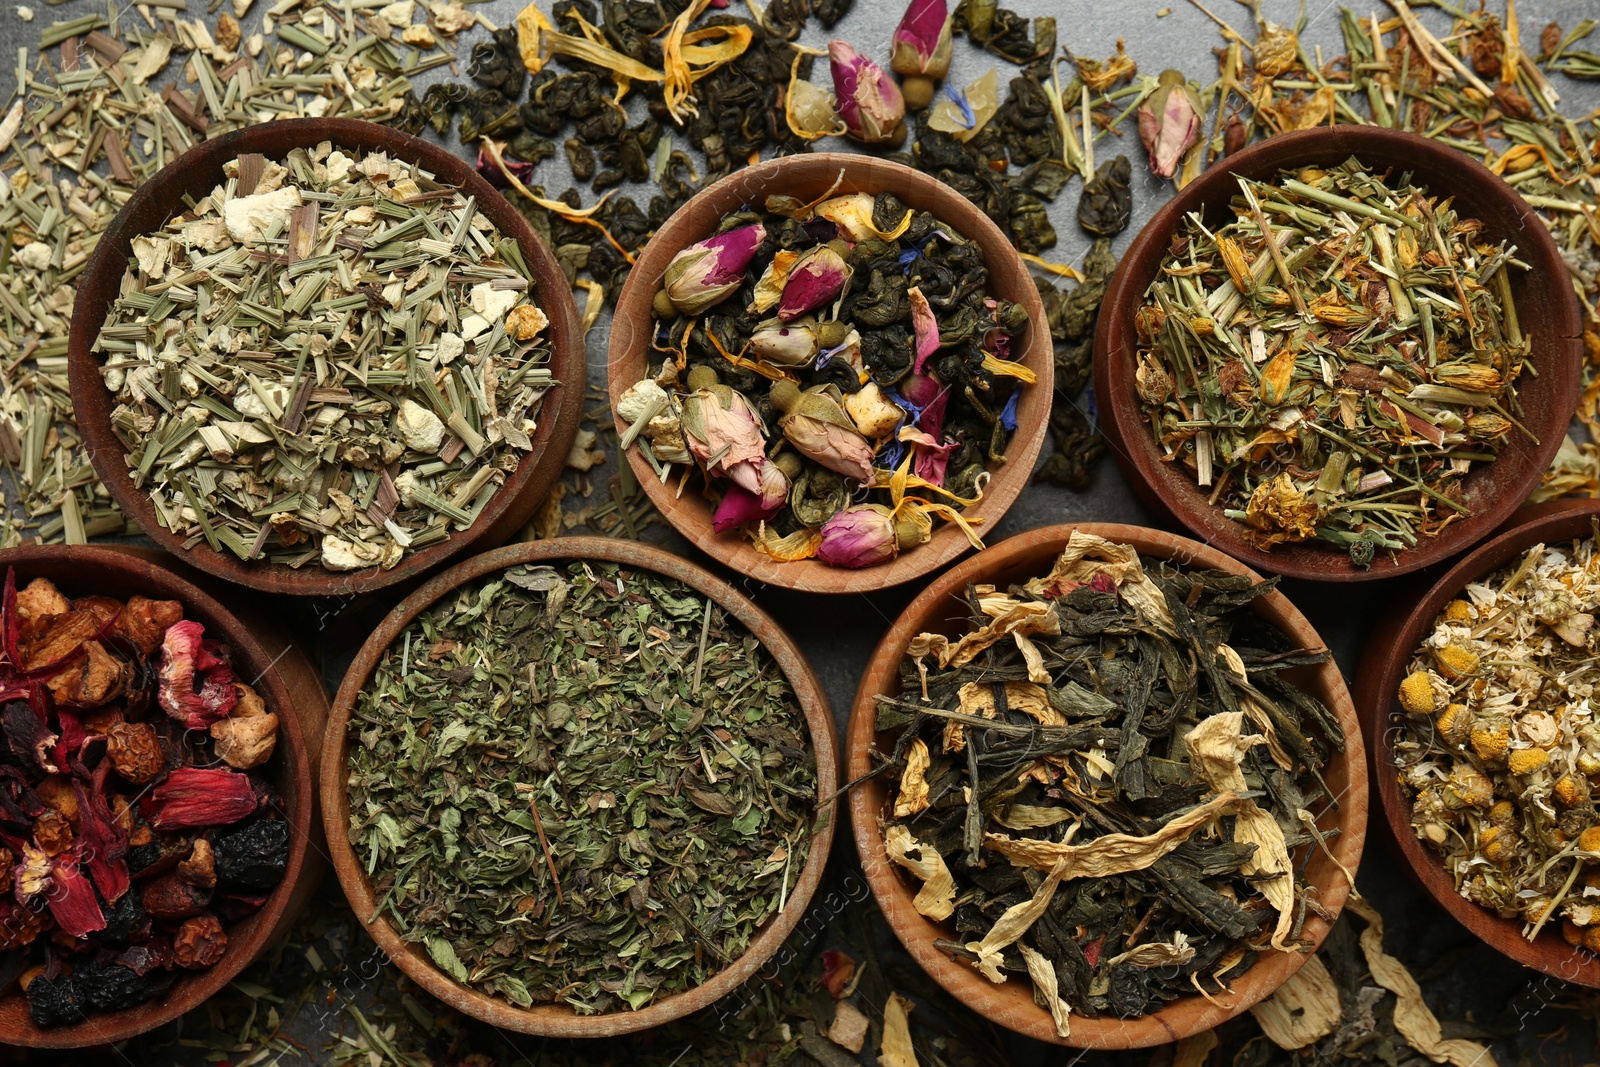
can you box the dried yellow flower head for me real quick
[1565,920,1585,946]
[1555,774,1589,809]
[1583,925,1600,954]
[1446,765,1495,808]
[1478,825,1517,868]
[1469,718,1510,762]
[1488,800,1517,827]
[1579,752,1600,776]
[1443,599,1474,622]
[1508,747,1551,775]
[1436,703,1472,745]
[1434,644,1480,681]
[1398,671,1436,716]
[1578,826,1600,854]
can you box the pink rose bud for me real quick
[890,0,952,110]
[817,505,924,568]
[830,40,907,145]
[711,462,788,532]
[475,145,535,189]
[778,245,851,322]
[1138,70,1203,179]
[663,223,767,316]
[681,386,769,496]
[749,318,820,366]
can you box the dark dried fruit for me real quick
[116,939,173,976]
[106,722,164,785]
[77,962,159,1013]
[172,914,228,969]
[101,891,151,945]
[26,973,85,1028]
[214,820,290,891]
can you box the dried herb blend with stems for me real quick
[617,190,1034,568]
[1395,532,1600,948]
[346,561,818,1014]
[0,571,290,1027]
[94,145,556,573]
[1135,158,1528,564]
[875,533,1344,1034]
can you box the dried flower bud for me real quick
[662,224,766,316]
[890,0,952,110]
[772,382,876,483]
[1580,826,1600,854]
[1433,644,1480,681]
[1465,413,1512,441]
[778,245,852,323]
[1398,671,1436,716]
[1555,774,1589,809]
[173,914,228,969]
[1435,703,1472,746]
[1542,21,1564,59]
[1137,70,1203,179]
[749,318,820,367]
[107,722,165,784]
[1252,18,1299,77]
[1469,716,1509,762]
[816,505,924,569]
[680,384,770,497]
[1478,824,1517,868]
[711,462,789,533]
[1443,599,1474,622]
[829,40,906,145]
[1445,764,1495,808]
[1434,364,1502,392]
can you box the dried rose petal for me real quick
[908,286,941,374]
[142,768,258,831]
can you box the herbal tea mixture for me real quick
[1135,158,1528,565]
[874,533,1344,1034]
[1395,533,1600,947]
[94,144,556,572]
[0,570,290,1027]
[346,561,818,1014]
[617,191,1033,568]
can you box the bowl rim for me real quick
[0,543,314,1048]
[846,521,1368,1047]
[1355,498,1600,987]
[320,536,840,1036]
[67,117,586,598]
[605,151,1053,594]
[1092,125,1584,583]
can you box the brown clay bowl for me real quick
[1093,126,1583,582]
[0,544,324,1048]
[848,522,1367,1047]
[321,537,839,1036]
[1355,498,1600,987]
[68,117,585,598]
[606,153,1053,593]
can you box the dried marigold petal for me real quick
[1398,671,1436,716]
[1433,645,1480,681]
[173,914,228,969]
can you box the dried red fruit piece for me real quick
[172,914,227,969]
[116,938,172,976]
[139,871,212,921]
[142,768,258,830]
[114,597,183,658]
[0,898,49,950]
[47,853,106,938]
[157,621,238,729]
[106,722,164,784]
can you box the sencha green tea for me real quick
[346,560,818,1014]
[1134,158,1529,565]
[874,533,1343,1035]
[94,144,556,572]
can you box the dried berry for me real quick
[140,872,213,921]
[116,939,173,977]
[26,973,86,1028]
[33,810,73,857]
[77,962,160,1013]
[215,820,290,891]
[172,914,228,969]
[100,891,151,945]
[106,722,165,785]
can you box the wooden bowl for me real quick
[847,523,1367,1047]
[321,537,839,1036]
[68,117,585,598]
[1093,127,1583,582]
[606,154,1053,593]
[0,544,325,1048]
[1355,498,1600,987]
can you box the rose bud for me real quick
[662,223,766,316]
[1138,70,1203,179]
[712,460,791,532]
[890,0,952,111]
[749,317,821,367]
[778,245,852,322]
[679,365,771,496]
[829,40,906,145]
[817,505,925,568]
[771,380,876,483]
